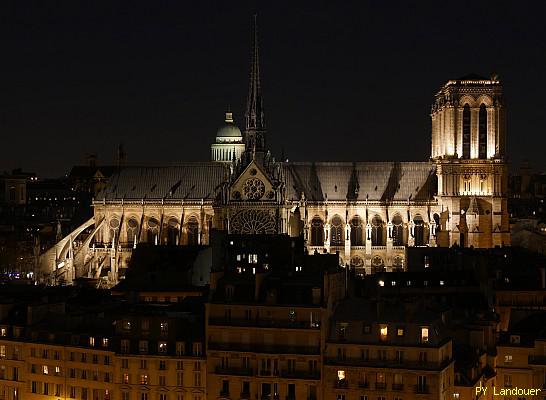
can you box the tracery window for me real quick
[462,104,471,159]
[147,218,159,244]
[127,218,138,243]
[330,215,343,246]
[167,218,179,245]
[310,217,324,246]
[187,216,199,245]
[479,104,487,159]
[109,217,120,242]
[350,256,364,269]
[392,214,404,246]
[350,216,364,246]
[371,256,384,274]
[371,215,384,246]
[230,209,276,234]
[413,214,425,246]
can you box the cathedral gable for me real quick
[230,160,276,202]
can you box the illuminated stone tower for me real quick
[432,74,510,248]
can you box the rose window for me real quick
[243,178,265,200]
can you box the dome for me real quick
[216,112,242,139]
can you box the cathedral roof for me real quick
[281,161,436,202]
[96,163,229,201]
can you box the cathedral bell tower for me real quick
[432,74,510,248]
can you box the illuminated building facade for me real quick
[39,20,510,286]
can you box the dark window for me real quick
[462,104,471,159]
[167,218,179,245]
[371,215,384,246]
[413,215,425,246]
[350,216,364,245]
[310,217,324,246]
[479,104,487,159]
[392,214,403,246]
[187,217,199,245]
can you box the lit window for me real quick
[123,373,129,384]
[160,322,168,334]
[158,342,168,353]
[337,370,345,380]
[406,280,411,286]
[0,328,6,337]
[55,366,61,375]
[42,365,48,375]
[504,355,512,364]
[439,280,444,286]
[102,338,109,347]
[391,281,396,286]
[397,328,404,337]
[380,325,388,341]
[89,337,95,347]
[140,374,148,385]
[421,328,429,343]
[378,280,384,287]
[123,320,131,330]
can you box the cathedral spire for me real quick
[244,15,266,155]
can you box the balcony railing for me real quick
[280,370,320,380]
[209,342,320,355]
[220,391,230,398]
[414,384,430,394]
[529,355,546,365]
[241,392,251,400]
[215,366,254,376]
[334,380,348,389]
[357,381,369,388]
[392,383,404,391]
[375,382,387,390]
[209,318,320,330]
[325,357,451,371]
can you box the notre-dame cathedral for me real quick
[40,21,510,285]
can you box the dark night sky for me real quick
[2,1,546,177]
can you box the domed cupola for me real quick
[211,111,245,162]
[216,112,242,142]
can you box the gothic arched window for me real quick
[147,217,159,244]
[413,214,425,246]
[350,216,364,246]
[330,215,343,246]
[187,216,199,245]
[433,213,441,232]
[462,104,471,159]
[392,214,404,246]
[479,104,487,159]
[310,217,324,246]
[166,218,179,245]
[371,215,384,246]
[127,218,138,243]
[109,217,120,242]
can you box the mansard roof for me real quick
[281,161,437,202]
[96,163,230,201]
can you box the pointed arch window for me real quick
[371,215,384,246]
[187,216,199,245]
[350,216,364,246]
[479,104,487,159]
[147,218,159,244]
[392,214,404,246]
[127,218,139,243]
[166,218,179,245]
[462,104,471,159]
[310,217,324,246]
[330,215,344,246]
[413,214,425,246]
